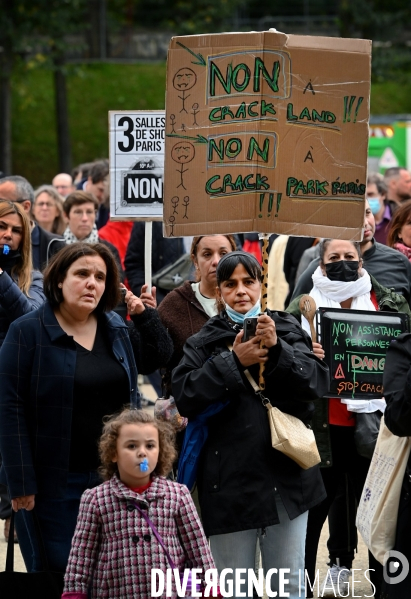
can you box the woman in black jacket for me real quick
[0,243,173,574]
[173,251,329,599]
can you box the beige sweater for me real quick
[267,234,289,311]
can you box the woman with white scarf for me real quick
[287,238,411,599]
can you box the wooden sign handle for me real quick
[259,233,270,390]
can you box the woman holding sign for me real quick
[173,251,329,599]
[287,238,410,598]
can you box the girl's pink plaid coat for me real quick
[62,474,216,598]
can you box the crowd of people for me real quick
[0,163,409,598]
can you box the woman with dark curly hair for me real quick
[62,408,216,599]
[0,242,172,574]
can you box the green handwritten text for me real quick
[209,57,280,97]
[206,173,270,195]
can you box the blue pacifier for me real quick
[139,458,149,472]
[2,245,9,255]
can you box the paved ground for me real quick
[0,383,374,596]
[311,523,373,598]
[0,519,373,596]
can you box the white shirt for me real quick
[191,282,218,318]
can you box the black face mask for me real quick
[325,260,359,282]
[0,248,21,273]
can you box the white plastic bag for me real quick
[356,416,411,564]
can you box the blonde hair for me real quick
[34,185,66,235]
[0,201,33,295]
[98,408,177,481]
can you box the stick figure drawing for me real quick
[171,141,195,190]
[173,67,197,113]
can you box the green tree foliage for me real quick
[107,0,245,34]
[0,0,87,66]
[245,0,335,20]
[337,0,411,39]
[236,0,411,83]
[0,0,87,174]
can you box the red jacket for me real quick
[98,221,133,268]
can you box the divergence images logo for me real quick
[383,550,409,585]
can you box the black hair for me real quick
[216,250,262,286]
[89,160,109,184]
[319,239,362,264]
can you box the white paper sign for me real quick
[109,110,165,220]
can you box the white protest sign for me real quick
[109,110,165,220]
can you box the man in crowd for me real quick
[384,167,411,216]
[76,159,109,229]
[366,173,390,245]
[52,173,75,198]
[0,175,65,270]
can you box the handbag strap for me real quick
[5,511,16,572]
[6,509,51,573]
[133,501,177,570]
[226,343,270,408]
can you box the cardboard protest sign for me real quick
[109,110,165,220]
[318,308,409,399]
[163,31,371,238]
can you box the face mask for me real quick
[367,197,381,215]
[325,260,359,282]
[224,299,261,324]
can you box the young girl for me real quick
[62,409,216,598]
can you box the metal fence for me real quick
[31,15,411,63]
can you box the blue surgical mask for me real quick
[225,299,261,324]
[367,197,381,215]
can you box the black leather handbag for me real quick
[0,510,64,598]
